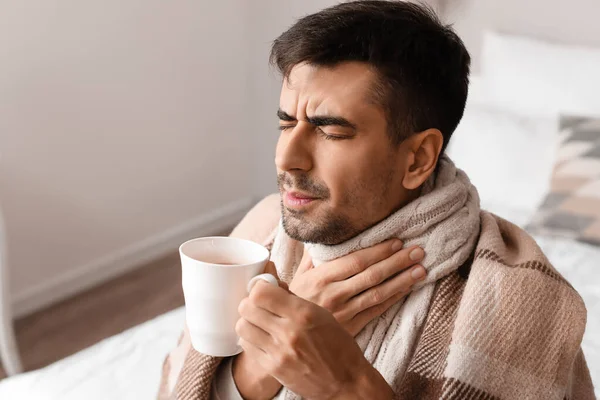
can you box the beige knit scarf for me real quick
[269,155,481,399]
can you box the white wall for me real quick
[0,0,255,316]
[0,0,443,316]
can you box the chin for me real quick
[281,207,358,245]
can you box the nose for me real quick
[275,122,314,173]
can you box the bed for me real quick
[0,307,187,399]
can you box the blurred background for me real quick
[0,0,598,398]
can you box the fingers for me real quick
[238,338,284,383]
[327,239,403,281]
[345,290,407,337]
[262,261,290,291]
[238,337,268,362]
[239,296,282,330]
[237,294,281,353]
[263,261,279,279]
[249,279,299,317]
[236,316,273,353]
[343,263,425,319]
[295,247,313,275]
[345,245,424,295]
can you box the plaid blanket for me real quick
[159,211,594,399]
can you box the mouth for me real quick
[283,190,319,208]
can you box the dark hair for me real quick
[270,0,470,152]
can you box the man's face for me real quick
[276,62,413,245]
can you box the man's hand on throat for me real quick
[290,239,426,336]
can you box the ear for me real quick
[402,128,444,190]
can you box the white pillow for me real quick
[447,104,558,213]
[480,31,600,117]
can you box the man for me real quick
[159,1,594,399]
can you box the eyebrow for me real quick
[277,109,357,130]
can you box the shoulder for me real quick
[463,211,587,366]
[475,211,579,289]
[474,211,586,313]
[230,193,281,245]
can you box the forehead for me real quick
[280,62,382,118]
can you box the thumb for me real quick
[263,261,289,291]
[263,261,279,279]
[295,247,314,275]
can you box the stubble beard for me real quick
[280,201,359,245]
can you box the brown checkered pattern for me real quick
[528,117,600,246]
[158,213,595,399]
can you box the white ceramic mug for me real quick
[179,236,277,357]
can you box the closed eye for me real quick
[278,125,350,141]
[317,128,347,141]
[277,109,354,140]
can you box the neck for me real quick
[305,157,481,286]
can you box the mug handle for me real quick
[247,273,279,293]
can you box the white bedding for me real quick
[0,307,187,400]
[0,211,598,399]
